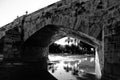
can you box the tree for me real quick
[65,37,73,45]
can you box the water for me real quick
[48,54,95,80]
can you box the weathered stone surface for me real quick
[0,0,120,79]
[0,37,4,54]
[104,8,120,79]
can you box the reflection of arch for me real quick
[20,24,103,78]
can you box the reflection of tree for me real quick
[72,68,79,75]
[63,60,93,77]
[48,54,95,80]
[64,65,72,72]
[48,63,57,73]
[63,61,83,76]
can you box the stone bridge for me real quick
[0,0,120,79]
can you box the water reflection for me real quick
[48,54,95,80]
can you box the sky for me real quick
[55,37,80,46]
[55,37,71,45]
[0,0,60,27]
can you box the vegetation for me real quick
[49,41,95,55]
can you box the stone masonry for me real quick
[0,0,120,79]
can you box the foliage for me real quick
[49,42,95,55]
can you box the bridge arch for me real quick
[0,0,120,79]
[20,24,103,78]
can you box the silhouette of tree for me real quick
[65,37,73,45]
[49,40,95,55]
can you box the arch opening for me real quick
[20,24,103,79]
[48,36,102,80]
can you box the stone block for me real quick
[105,62,114,74]
[25,16,31,22]
[112,64,120,76]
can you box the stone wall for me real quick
[0,0,120,79]
[22,0,104,41]
[104,21,120,79]
[103,1,120,79]
[0,37,4,54]
[3,26,23,61]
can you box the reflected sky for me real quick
[48,54,95,80]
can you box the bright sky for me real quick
[55,37,70,45]
[0,0,60,27]
[55,37,80,46]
